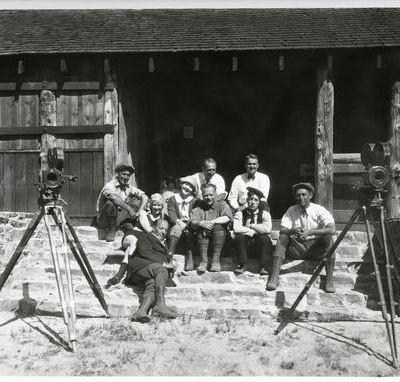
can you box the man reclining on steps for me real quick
[125,219,177,322]
[266,182,336,293]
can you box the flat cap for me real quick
[115,163,135,174]
[247,186,264,199]
[292,182,314,195]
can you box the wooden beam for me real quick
[388,81,400,218]
[39,90,57,151]
[333,153,361,163]
[314,72,334,212]
[0,125,114,136]
[0,81,115,91]
[104,87,117,183]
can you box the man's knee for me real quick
[169,223,183,239]
[277,233,290,247]
[100,200,117,216]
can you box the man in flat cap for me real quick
[266,182,336,293]
[233,187,273,275]
[97,163,148,242]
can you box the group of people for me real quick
[96,154,336,322]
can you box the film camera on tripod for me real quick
[0,147,109,352]
[275,141,400,368]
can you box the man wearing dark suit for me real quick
[127,219,177,322]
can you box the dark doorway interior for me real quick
[123,68,316,218]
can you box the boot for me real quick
[105,223,116,242]
[152,286,177,319]
[210,229,225,272]
[197,237,209,273]
[130,293,155,323]
[234,263,246,275]
[324,256,336,293]
[168,236,179,257]
[266,256,283,291]
[185,249,194,271]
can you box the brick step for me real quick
[0,295,389,322]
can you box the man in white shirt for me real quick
[97,163,148,242]
[192,158,227,201]
[228,154,270,211]
[266,182,336,293]
[233,187,273,275]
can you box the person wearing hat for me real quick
[233,186,273,275]
[106,192,168,287]
[266,182,336,293]
[167,176,199,270]
[190,183,233,272]
[228,154,270,211]
[96,163,148,242]
[191,158,227,202]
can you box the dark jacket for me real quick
[128,231,169,274]
[167,194,198,224]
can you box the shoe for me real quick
[130,294,154,323]
[210,261,221,272]
[197,262,207,273]
[234,264,246,275]
[324,277,336,293]
[260,267,268,276]
[152,286,177,319]
[105,228,116,242]
[324,256,336,293]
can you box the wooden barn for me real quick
[0,8,400,223]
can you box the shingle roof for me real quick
[0,8,399,55]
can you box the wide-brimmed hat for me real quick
[247,186,264,200]
[179,176,197,193]
[292,182,315,195]
[115,163,135,175]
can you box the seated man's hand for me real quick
[200,221,214,230]
[106,276,120,288]
[163,262,175,270]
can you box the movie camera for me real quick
[0,147,109,352]
[276,141,400,368]
[38,147,77,205]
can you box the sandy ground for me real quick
[0,311,399,376]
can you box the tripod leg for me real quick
[51,212,109,317]
[0,209,44,292]
[57,207,77,352]
[274,206,363,335]
[44,213,69,326]
[364,207,398,368]
[379,207,398,364]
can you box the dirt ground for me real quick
[0,311,399,377]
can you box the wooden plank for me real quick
[81,152,93,216]
[93,151,103,215]
[333,163,364,173]
[0,83,16,91]
[3,154,15,211]
[15,153,27,211]
[0,153,3,210]
[66,152,81,216]
[0,95,17,127]
[62,82,100,91]
[388,81,400,218]
[26,152,39,212]
[314,76,334,212]
[81,92,104,148]
[333,153,361,163]
[18,94,39,127]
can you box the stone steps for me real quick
[1,215,392,320]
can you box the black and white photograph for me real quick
[0,0,400,377]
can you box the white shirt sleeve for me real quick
[280,207,293,229]
[228,176,240,209]
[259,173,270,200]
[318,205,335,227]
[215,174,227,197]
[233,210,255,236]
